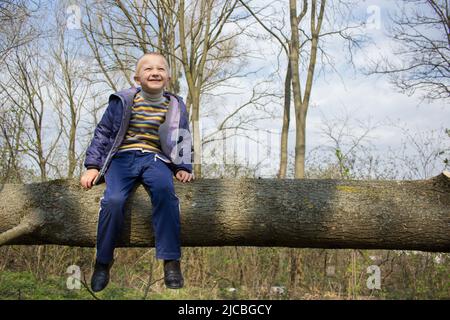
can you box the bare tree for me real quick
[369,0,449,101]
[306,108,380,180]
[0,98,27,184]
[80,0,182,92]
[385,124,450,180]
[177,0,254,178]
[239,0,366,289]
[306,112,450,181]
[81,0,255,178]
[0,1,62,183]
[201,81,280,178]
[240,0,365,178]
[0,0,37,63]
[0,44,63,182]
[44,5,93,179]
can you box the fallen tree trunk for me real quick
[0,172,449,252]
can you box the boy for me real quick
[80,52,193,292]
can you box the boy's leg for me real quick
[140,153,181,261]
[96,151,139,264]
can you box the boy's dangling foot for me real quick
[91,260,113,292]
[164,259,184,289]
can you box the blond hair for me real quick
[134,52,170,76]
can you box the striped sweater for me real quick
[118,92,169,154]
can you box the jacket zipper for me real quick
[96,94,127,182]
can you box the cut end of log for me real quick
[431,171,450,185]
[443,171,450,180]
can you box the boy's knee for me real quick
[102,193,127,207]
[152,180,176,198]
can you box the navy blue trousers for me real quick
[96,150,181,264]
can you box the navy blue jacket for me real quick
[84,87,193,185]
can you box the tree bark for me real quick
[277,61,291,179]
[0,172,449,252]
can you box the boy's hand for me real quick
[175,170,194,183]
[80,169,99,189]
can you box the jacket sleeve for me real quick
[172,98,193,175]
[84,99,116,170]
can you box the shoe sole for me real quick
[165,282,184,289]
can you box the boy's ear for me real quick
[134,75,141,85]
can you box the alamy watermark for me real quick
[366,265,381,290]
[66,5,81,30]
[365,5,381,30]
[66,264,81,290]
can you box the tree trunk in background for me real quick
[289,0,302,178]
[178,0,209,179]
[177,0,240,179]
[1,172,449,252]
[190,90,202,178]
[277,61,291,179]
[289,0,325,178]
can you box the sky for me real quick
[7,0,448,180]
[199,0,450,179]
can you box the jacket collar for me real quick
[113,86,180,108]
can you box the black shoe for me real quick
[91,260,113,292]
[164,260,184,289]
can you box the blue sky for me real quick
[15,0,448,179]
[198,0,449,179]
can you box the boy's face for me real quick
[134,55,170,94]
